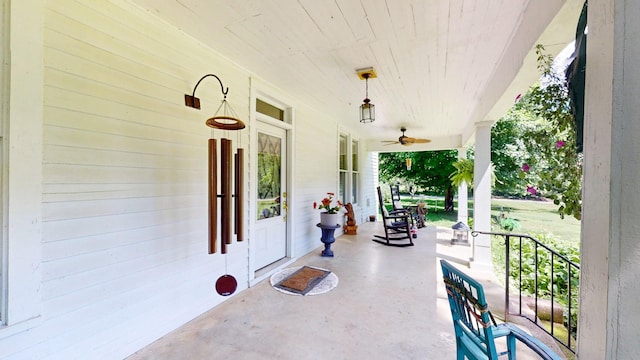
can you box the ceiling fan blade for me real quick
[383,128,429,146]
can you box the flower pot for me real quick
[320,212,341,227]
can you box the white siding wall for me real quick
[362,151,379,222]
[0,1,376,358]
[291,111,340,257]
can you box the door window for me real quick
[257,132,282,220]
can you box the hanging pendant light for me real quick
[357,67,376,124]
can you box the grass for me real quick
[392,195,581,244]
[491,198,580,244]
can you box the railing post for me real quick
[504,234,510,320]
[534,241,539,324]
[568,262,572,350]
[518,236,522,315]
[550,252,555,336]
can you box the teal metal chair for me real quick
[440,260,562,360]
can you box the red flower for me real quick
[313,192,343,214]
[556,140,565,149]
[522,164,530,172]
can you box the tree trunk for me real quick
[444,187,454,212]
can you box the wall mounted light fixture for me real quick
[356,67,377,124]
[185,73,246,130]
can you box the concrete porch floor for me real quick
[127,221,552,359]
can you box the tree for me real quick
[491,45,582,219]
[379,150,458,211]
[491,116,531,195]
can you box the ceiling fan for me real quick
[382,127,431,146]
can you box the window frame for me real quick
[338,131,359,206]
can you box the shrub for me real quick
[500,217,521,232]
[492,214,521,232]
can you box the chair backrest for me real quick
[376,186,394,224]
[440,259,500,358]
[376,186,388,216]
[390,184,401,203]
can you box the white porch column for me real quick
[578,0,640,358]
[471,122,492,269]
[456,148,468,224]
[3,0,45,327]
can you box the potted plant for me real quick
[313,192,344,226]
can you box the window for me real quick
[256,132,282,220]
[256,99,284,121]
[352,140,359,204]
[338,133,359,205]
[339,135,347,204]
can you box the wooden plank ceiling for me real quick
[130,0,579,151]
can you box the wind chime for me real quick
[185,73,245,295]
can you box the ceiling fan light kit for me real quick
[357,67,377,124]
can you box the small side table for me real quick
[316,223,341,257]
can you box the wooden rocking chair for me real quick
[440,259,562,360]
[390,184,418,225]
[373,186,414,247]
[390,184,427,229]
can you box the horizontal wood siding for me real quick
[359,151,379,224]
[290,110,340,257]
[1,0,251,358]
[0,0,375,358]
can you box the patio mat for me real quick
[271,266,338,296]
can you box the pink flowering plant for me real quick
[313,192,343,214]
[511,45,583,219]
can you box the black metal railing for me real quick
[472,231,580,354]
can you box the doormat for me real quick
[271,266,338,296]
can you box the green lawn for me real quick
[392,196,581,244]
[491,198,580,244]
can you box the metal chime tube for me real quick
[208,139,217,254]
[221,138,233,252]
[235,148,244,241]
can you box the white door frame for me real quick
[248,89,294,285]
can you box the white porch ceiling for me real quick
[130,0,583,151]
